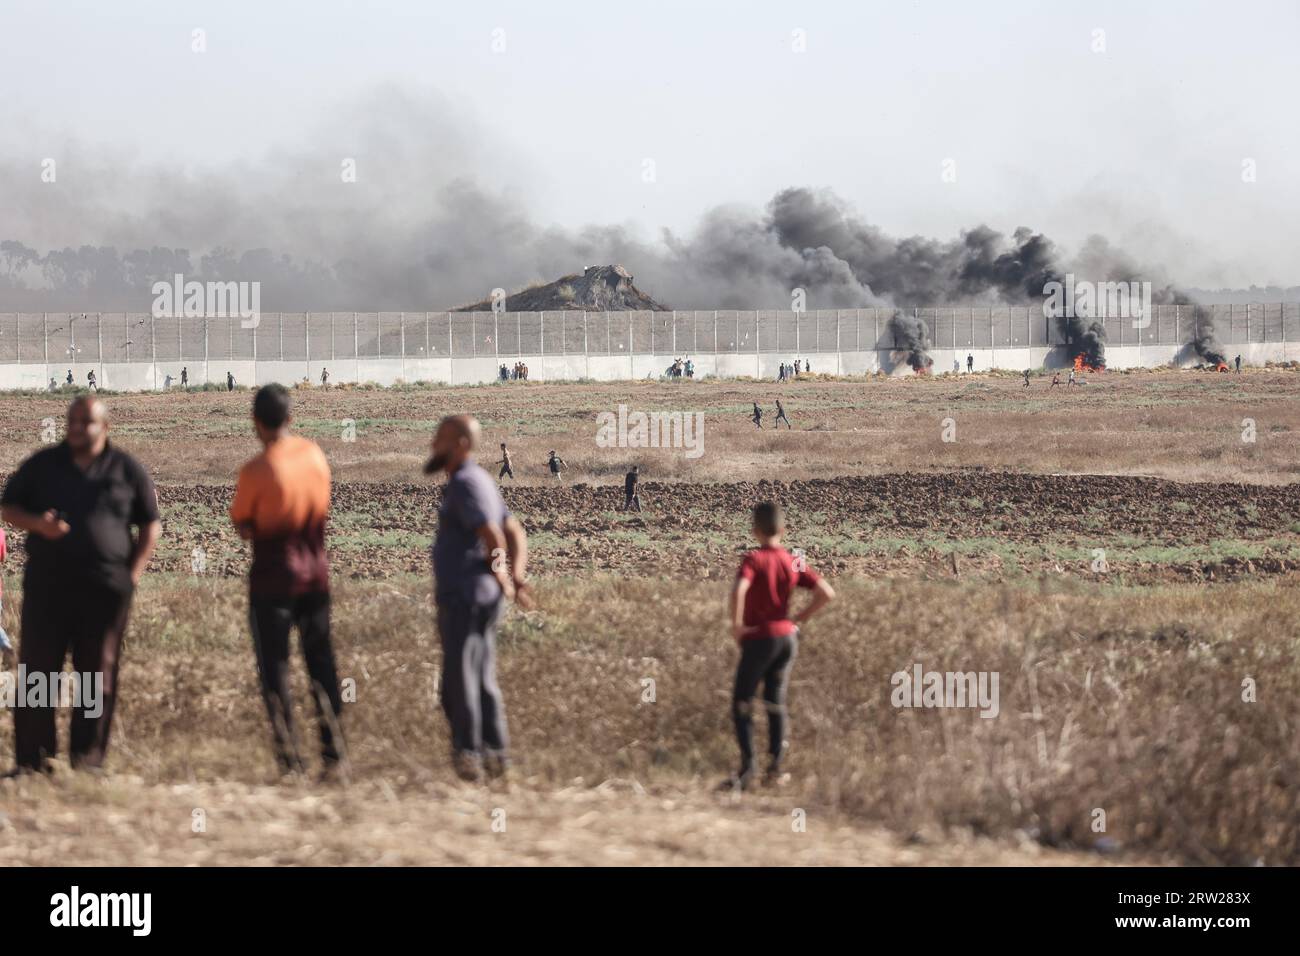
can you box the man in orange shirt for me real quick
[230,384,346,778]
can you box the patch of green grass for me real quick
[330,529,428,550]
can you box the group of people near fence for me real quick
[500,362,530,381]
[666,357,694,378]
[777,359,810,381]
[0,392,834,790]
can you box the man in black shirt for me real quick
[0,397,162,772]
[623,465,642,512]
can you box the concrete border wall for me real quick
[5,341,1298,392]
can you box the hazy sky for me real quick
[2,0,1298,293]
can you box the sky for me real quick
[1,0,1297,304]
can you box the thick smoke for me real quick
[0,89,1194,371]
[886,310,933,372]
[1187,306,1227,366]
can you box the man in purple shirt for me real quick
[424,415,532,782]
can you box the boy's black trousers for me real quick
[732,633,797,767]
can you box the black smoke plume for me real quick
[887,310,933,372]
[0,89,1191,377]
[1188,305,1227,366]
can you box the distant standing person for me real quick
[0,397,162,772]
[181,366,188,387]
[229,384,346,778]
[726,502,835,790]
[774,399,791,429]
[87,369,97,391]
[966,353,974,373]
[497,443,515,481]
[424,415,532,781]
[227,370,235,392]
[1023,369,1031,388]
[1068,367,1077,386]
[66,369,73,385]
[547,450,567,479]
[623,465,642,512]
[751,402,763,429]
[1235,354,1242,373]
[320,367,329,387]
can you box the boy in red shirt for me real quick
[727,502,835,790]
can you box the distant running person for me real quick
[230,384,346,779]
[774,399,791,429]
[726,502,835,790]
[498,443,515,481]
[1023,369,1031,387]
[751,402,763,428]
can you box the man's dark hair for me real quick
[253,384,292,429]
[752,501,785,536]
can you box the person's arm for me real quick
[0,505,70,540]
[124,459,164,583]
[730,577,752,643]
[476,521,515,602]
[128,519,162,586]
[503,515,532,608]
[229,465,258,540]
[1,459,69,541]
[793,578,835,627]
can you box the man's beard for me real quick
[423,451,449,475]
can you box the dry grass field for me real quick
[1,368,1298,866]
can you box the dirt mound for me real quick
[452,265,669,312]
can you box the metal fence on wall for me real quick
[1,305,1296,363]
